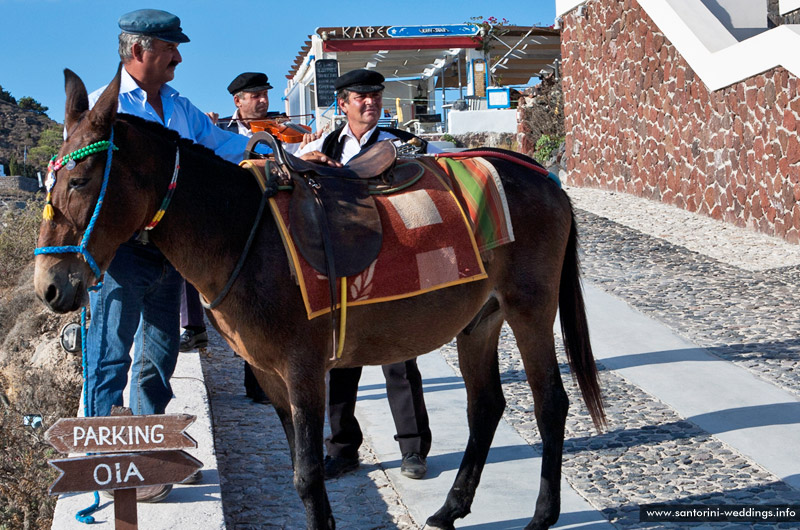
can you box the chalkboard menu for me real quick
[315,59,339,108]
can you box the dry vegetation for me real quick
[0,199,82,530]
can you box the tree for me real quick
[0,85,16,104]
[17,96,48,115]
[8,154,20,176]
[27,124,64,171]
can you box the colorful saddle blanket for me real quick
[269,159,488,319]
[434,156,516,253]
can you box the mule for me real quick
[34,68,605,529]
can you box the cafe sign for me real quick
[317,24,478,40]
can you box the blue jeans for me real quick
[86,242,183,416]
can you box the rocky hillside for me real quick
[0,99,58,175]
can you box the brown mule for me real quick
[34,68,605,530]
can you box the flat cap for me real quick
[334,69,385,93]
[227,72,273,95]
[118,9,190,43]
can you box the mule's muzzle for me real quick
[34,258,90,313]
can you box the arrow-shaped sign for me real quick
[48,450,202,494]
[386,24,479,38]
[45,414,197,454]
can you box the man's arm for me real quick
[179,99,270,163]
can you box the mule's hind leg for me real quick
[426,306,505,530]
[503,293,568,530]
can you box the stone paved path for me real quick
[199,186,800,529]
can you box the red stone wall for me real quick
[561,0,800,242]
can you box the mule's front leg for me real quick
[289,371,334,529]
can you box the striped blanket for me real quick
[432,156,515,253]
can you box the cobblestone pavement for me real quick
[199,186,800,529]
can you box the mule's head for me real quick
[34,67,153,313]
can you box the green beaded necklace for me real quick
[43,140,119,221]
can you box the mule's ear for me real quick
[88,63,122,133]
[64,68,89,133]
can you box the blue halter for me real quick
[34,129,116,281]
[33,129,118,524]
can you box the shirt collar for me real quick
[339,122,379,147]
[227,109,253,136]
[120,67,179,100]
[225,108,243,126]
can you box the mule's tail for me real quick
[559,207,607,432]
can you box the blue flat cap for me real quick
[118,9,190,43]
[334,69,385,93]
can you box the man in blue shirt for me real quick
[85,9,260,502]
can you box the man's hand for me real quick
[299,127,327,149]
[299,151,342,167]
[205,111,219,125]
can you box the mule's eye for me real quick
[69,177,90,189]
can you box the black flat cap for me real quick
[118,9,190,43]
[334,69,385,93]
[227,72,273,95]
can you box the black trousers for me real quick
[244,362,267,398]
[326,359,431,460]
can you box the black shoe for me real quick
[400,453,427,479]
[100,484,172,503]
[181,469,203,484]
[323,455,360,479]
[179,329,208,352]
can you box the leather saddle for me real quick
[244,131,425,358]
[245,132,421,277]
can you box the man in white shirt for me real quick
[297,69,434,480]
[85,9,261,502]
[182,71,277,404]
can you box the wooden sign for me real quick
[45,414,197,454]
[473,59,487,98]
[317,26,390,39]
[48,450,202,494]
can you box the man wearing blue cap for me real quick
[84,8,264,503]
[297,69,438,481]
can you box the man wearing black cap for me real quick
[218,72,275,136]
[298,68,433,164]
[182,71,277,405]
[297,69,437,481]
[84,9,266,503]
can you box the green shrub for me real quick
[0,197,43,289]
[532,134,565,164]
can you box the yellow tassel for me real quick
[43,203,54,221]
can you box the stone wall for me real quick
[561,0,800,242]
[768,1,800,26]
[0,176,40,193]
[516,74,565,159]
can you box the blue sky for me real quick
[0,0,556,124]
